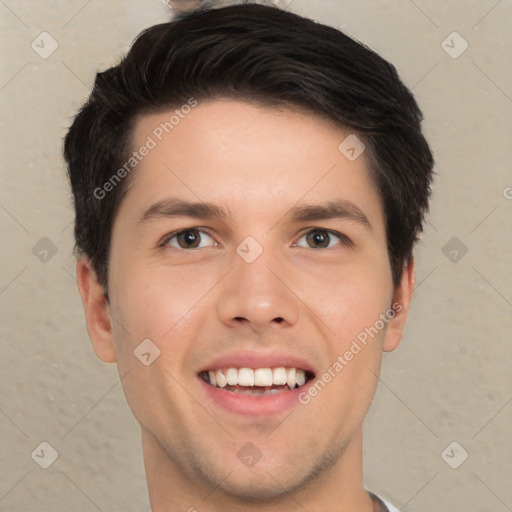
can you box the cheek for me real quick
[109,259,208,366]
[111,257,179,331]
[330,290,389,345]
[307,258,393,344]
[108,270,201,426]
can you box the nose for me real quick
[216,244,300,335]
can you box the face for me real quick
[77,99,413,502]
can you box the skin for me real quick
[76,99,414,512]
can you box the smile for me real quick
[199,367,315,395]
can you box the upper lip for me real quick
[198,350,316,376]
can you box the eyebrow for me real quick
[139,198,372,230]
[287,199,372,230]
[140,198,228,223]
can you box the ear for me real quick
[75,258,117,363]
[382,257,415,352]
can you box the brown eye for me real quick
[306,229,330,248]
[296,228,352,249]
[164,228,215,249]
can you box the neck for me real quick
[142,427,375,512]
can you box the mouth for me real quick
[198,367,316,396]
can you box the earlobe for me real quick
[382,257,415,352]
[75,258,117,363]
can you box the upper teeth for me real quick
[207,367,307,389]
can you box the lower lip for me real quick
[198,377,313,417]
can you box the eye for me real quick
[160,227,351,251]
[161,228,217,249]
[296,228,352,249]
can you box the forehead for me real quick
[121,99,384,231]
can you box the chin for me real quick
[217,477,298,502]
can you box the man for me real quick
[63,3,434,511]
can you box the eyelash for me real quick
[159,227,353,250]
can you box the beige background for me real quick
[1,1,511,511]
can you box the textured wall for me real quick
[0,1,510,511]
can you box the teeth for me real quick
[295,369,306,386]
[226,367,238,386]
[254,368,273,386]
[215,369,227,388]
[272,367,287,385]
[238,368,254,386]
[286,367,296,389]
[232,388,283,395]
[205,367,308,389]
